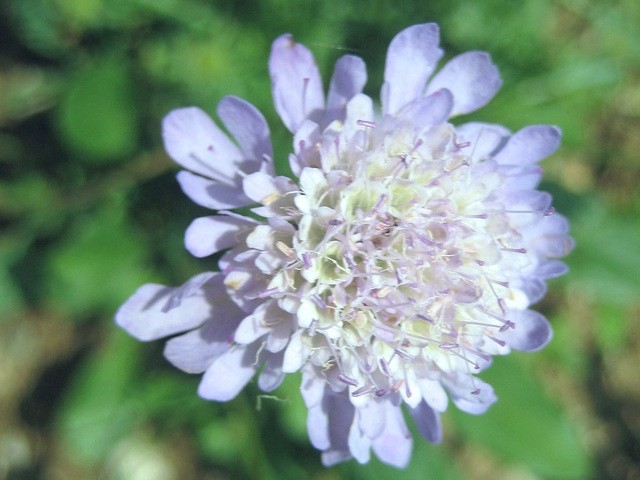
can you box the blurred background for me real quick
[1,0,639,479]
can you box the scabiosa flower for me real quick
[116,23,573,468]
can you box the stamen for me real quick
[500,247,527,254]
[352,385,375,397]
[357,119,376,128]
[338,374,359,387]
[498,298,508,315]
[258,288,280,298]
[379,358,391,376]
[498,320,515,332]
[276,241,294,257]
[302,252,313,269]
[311,294,327,309]
[394,348,415,361]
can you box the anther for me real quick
[379,358,391,376]
[302,253,312,269]
[352,385,376,397]
[394,349,415,361]
[498,320,515,332]
[356,119,376,128]
[498,298,508,315]
[500,247,527,254]
[416,314,434,323]
[311,294,327,309]
[258,287,280,298]
[338,374,359,387]
[276,241,294,257]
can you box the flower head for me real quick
[116,23,573,467]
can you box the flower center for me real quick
[265,118,530,396]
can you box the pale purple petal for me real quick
[498,164,544,191]
[270,34,324,132]
[397,89,453,129]
[197,344,259,401]
[258,351,285,392]
[325,55,368,125]
[320,392,355,466]
[176,170,250,210]
[355,398,385,439]
[234,303,271,344]
[502,309,552,351]
[291,119,322,175]
[282,329,305,373]
[266,317,295,353]
[322,449,352,467]
[519,277,548,305]
[348,420,371,464]
[455,122,510,163]
[217,96,274,175]
[444,374,497,415]
[301,365,327,408]
[342,94,375,141]
[418,378,449,412]
[526,213,574,258]
[163,309,242,373]
[494,125,562,166]
[185,214,255,258]
[308,402,330,450]
[426,51,502,116]
[162,107,243,183]
[161,271,217,312]
[115,273,223,341]
[409,401,442,443]
[507,190,553,213]
[243,172,297,206]
[382,23,443,115]
[535,259,569,279]
[371,404,413,468]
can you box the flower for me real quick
[116,23,573,468]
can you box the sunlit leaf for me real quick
[450,355,592,479]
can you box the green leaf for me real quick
[56,329,141,463]
[450,356,591,478]
[56,56,139,162]
[568,199,640,306]
[45,195,152,317]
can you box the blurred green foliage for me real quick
[1,0,640,479]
